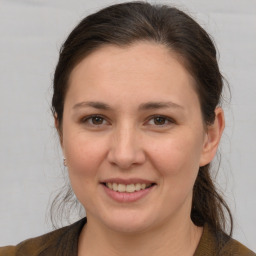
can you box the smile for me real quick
[104,183,154,193]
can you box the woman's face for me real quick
[61,42,216,233]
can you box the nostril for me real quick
[107,141,146,169]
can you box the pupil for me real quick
[92,116,103,124]
[154,117,165,125]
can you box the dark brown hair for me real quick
[51,1,233,236]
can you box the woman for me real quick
[0,1,255,255]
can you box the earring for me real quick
[63,158,67,166]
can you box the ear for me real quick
[199,107,225,166]
[54,113,63,148]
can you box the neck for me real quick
[78,215,203,256]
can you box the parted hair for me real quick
[51,1,233,237]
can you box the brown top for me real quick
[0,218,255,256]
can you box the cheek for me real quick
[62,134,108,207]
[148,134,203,212]
[63,133,106,180]
[148,133,203,187]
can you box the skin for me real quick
[57,42,225,256]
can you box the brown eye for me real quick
[91,116,104,125]
[146,115,175,127]
[82,115,108,126]
[153,116,167,125]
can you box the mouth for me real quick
[102,182,156,193]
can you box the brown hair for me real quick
[51,1,233,236]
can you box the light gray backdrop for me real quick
[0,0,255,251]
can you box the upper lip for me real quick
[100,178,156,185]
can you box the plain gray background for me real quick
[0,0,255,251]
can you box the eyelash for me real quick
[81,115,109,126]
[146,115,176,127]
[80,114,175,127]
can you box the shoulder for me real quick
[0,246,16,256]
[0,226,69,256]
[0,218,86,256]
[195,223,255,256]
[220,237,256,256]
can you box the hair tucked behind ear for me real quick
[51,1,233,237]
[192,164,233,235]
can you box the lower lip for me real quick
[102,184,155,203]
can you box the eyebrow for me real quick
[73,101,111,110]
[72,101,184,111]
[138,101,184,111]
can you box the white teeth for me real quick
[126,184,135,193]
[105,183,152,193]
[135,183,141,191]
[113,183,118,191]
[107,182,113,189]
[117,184,126,192]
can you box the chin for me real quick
[107,221,149,234]
[99,210,157,234]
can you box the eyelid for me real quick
[145,115,176,126]
[81,114,110,126]
[79,114,175,127]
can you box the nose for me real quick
[107,125,146,169]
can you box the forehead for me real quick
[67,42,199,109]
[69,42,195,85]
